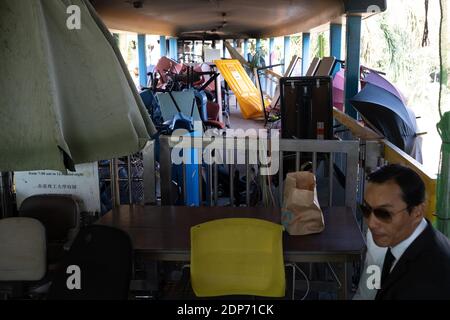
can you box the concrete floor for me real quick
[226,95,265,133]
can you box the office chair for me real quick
[47,225,132,300]
[19,194,81,266]
[190,218,286,297]
[0,218,47,299]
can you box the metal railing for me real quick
[256,67,282,99]
[141,135,360,215]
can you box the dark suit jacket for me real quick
[375,221,450,300]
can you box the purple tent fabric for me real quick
[333,69,345,111]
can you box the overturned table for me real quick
[97,205,365,299]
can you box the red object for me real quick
[204,101,225,129]
[154,56,184,87]
[193,63,216,92]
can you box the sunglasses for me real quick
[360,202,409,223]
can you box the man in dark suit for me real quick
[361,164,450,300]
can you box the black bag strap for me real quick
[168,91,182,113]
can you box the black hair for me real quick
[367,164,425,213]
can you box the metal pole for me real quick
[137,34,147,88]
[142,140,156,205]
[256,38,261,52]
[330,23,343,76]
[344,15,362,119]
[127,155,132,204]
[269,37,275,66]
[110,158,121,208]
[160,136,173,205]
[169,38,178,61]
[0,172,9,218]
[160,35,167,57]
[222,40,227,58]
[283,36,291,73]
[246,138,250,207]
[244,39,249,61]
[302,33,311,76]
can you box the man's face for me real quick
[364,181,423,247]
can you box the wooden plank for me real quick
[223,41,250,68]
[333,107,383,140]
[265,69,282,79]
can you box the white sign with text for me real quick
[15,163,100,213]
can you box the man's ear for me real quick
[411,203,425,220]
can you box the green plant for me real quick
[248,48,264,69]
[314,33,326,58]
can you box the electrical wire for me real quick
[326,262,342,289]
[294,263,310,300]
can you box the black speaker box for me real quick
[280,76,333,140]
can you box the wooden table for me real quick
[97,205,365,299]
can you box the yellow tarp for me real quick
[214,59,267,119]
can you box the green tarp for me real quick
[0,0,155,171]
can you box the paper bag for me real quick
[281,171,325,235]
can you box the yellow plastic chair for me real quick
[190,218,286,297]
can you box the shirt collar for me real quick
[390,218,427,261]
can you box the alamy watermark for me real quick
[366,265,381,290]
[66,265,81,290]
[170,121,280,176]
[66,5,81,30]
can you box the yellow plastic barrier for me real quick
[215,59,266,119]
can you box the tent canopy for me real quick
[0,0,155,172]
[350,83,422,162]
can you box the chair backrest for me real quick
[305,57,321,76]
[0,217,46,281]
[47,225,132,300]
[190,218,285,297]
[315,56,337,76]
[19,194,80,243]
[156,90,202,123]
[19,194,80,264]
[154,56,183,85]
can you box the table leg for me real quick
[337,261,348,300]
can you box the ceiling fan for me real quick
[179,11,231,39]
[179,30,227,40]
